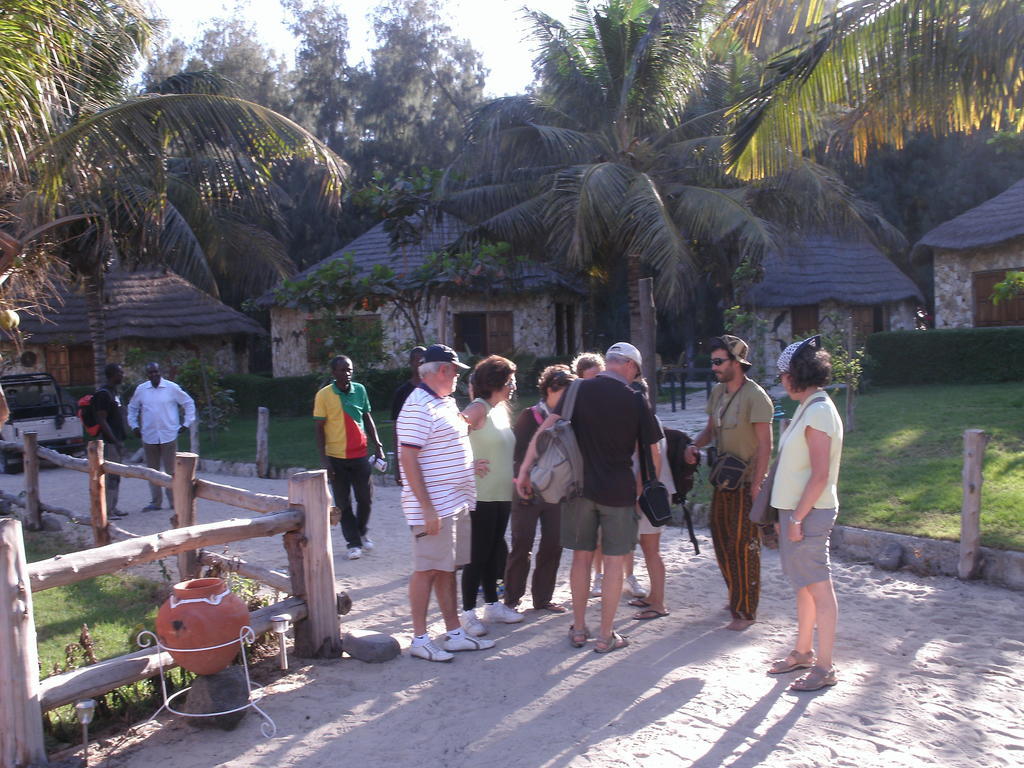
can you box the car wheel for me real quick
[1,450,23,474]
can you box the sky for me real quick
[146,0,580,96]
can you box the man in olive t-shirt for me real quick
[685,335,773,630]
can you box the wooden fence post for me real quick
[87,440,110,546]
[256,407,270,478]
[23,432,41,532]
[0,518,47,767]
[958,429,989,581]
[173,453,200,581]
[189,421,200,456]
[288,470,340,658]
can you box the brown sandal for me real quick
[568,625,590,648]
[768,649,815,675]
[790,665,837,691]
[593,632,629,654]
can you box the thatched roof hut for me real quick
[914,179,1024,254]
[261,214,586,376]
[746,234,922,308]
[260,213,582,308]
[20,269,264,343]
[911,179,1024,328]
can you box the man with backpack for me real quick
[515,342,661,654]
[81,364,128,517]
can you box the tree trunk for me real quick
[627,253,642,346]
[83,271,108,388]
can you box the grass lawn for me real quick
[192,383,1024,550]
[25,530,164,679]
[835,383,1024,550]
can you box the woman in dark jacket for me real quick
[501,365,576,612]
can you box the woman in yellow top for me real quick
[459,355,522,637]
[768,336,844,692]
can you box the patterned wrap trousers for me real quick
[710,484,760,621]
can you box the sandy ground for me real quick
[6,397,1023,768]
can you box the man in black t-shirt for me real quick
[92,363,128,517]
[516,342,661,653]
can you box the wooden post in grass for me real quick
[288,470,341,658]
[189,420,200,456]
[87,440,110,546]
[23,432,41,532]
[0,518,47,767]
[958,429,989,580]
[638,277,657,413]
[256,407,270,478]
[173,453,200,581]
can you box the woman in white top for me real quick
[767,336,844,692]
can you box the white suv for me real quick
[1,373,85,473]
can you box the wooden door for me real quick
[44,346,69,385]
[486,312,514,355]
[68,345,95,386]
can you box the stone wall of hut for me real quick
[271,292,584,377]
[932,243,1024,328]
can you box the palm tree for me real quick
[443,0,893,321]
[1,1,349,383]
[726,0,1024,179]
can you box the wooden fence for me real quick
[0,433,342,768]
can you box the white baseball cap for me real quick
[605,341,642,368]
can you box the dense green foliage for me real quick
[865,329,1024,385]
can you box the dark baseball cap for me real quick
[423,344,469,369]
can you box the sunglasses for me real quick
[710,357,732,366]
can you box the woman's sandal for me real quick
[568,625,591,648]
[768,649,815,675]
[633,608,669,620]
[627,597,651,608]
[593,632,629,654]
[790,665,837,691]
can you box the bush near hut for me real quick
[865,328,1024,386]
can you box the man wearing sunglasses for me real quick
[685,335,773,631]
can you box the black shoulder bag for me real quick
[636,397,672,527]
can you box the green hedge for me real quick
[223,369,411,418]
[865,328,1024,385]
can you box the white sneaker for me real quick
[347,547,362,560]
[409,640,454,662]
[483,602,524,624]
[590,573,603,597]
[625,574,648,598]
[461,609,488,637]
[443,633,495,652]
[362,537,374,551]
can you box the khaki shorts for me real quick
[560,496,638,556]
[410,509,470,572]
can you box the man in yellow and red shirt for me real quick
[314,355,383,560]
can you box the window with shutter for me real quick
[973,269,1024,327]
[790,304,820,336]
[486,312,514,356]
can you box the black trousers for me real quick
[461,501,511,611]
[327,456,373,548]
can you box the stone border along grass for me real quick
[686,503,1024,592]
[197,459,1024,593]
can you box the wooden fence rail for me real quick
[1,452,341,767]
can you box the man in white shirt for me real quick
[127,362,196,511]
[396,344,494,662]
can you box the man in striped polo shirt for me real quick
[314,355,383,561]
[397,344,495,662]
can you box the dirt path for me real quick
[6,446,1022,768]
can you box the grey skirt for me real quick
[778,507,838,590]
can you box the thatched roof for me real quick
[20,269,265,344]
[260,213,584,308]
[745,234,922,308]
[914,178,1024,253]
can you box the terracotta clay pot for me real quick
[155,578,251,675]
